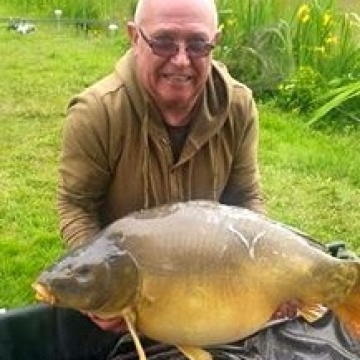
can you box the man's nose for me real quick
[170,42,191,66]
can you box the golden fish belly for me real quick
[134,271,279,346]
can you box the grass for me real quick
[0,24,126,307]
[259,103,360,246]
[1,12,360,309]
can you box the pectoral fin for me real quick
[177,345,212,360]
[298,303,328,322]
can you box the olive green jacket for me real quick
[58,50,264,248]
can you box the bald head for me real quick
[133,0,218,31]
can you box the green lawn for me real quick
[1,22,359,309]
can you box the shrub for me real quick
[276,1,360,124]
[216,0,294,95]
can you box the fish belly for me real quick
[135,271,276,346]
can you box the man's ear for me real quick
[127,21,139,45]
[213,28,222,45]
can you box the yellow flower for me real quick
[323,12,332,26]
[325,35,338,45]
[297,4,310,20]
[301,14,310,23]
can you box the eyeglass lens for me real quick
[140,29,214,58]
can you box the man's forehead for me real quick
[140,0,217,30]
[148,25,212,39]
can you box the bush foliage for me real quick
[216,0,360,126]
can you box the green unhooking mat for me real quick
[0,304,359,360]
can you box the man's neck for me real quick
[161,110,191,126]
[160,99,200,127]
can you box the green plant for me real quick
[273,1,360,124]
[216,0,294,94]
[1,0,135,21]
[308,80,360,125]
[276,66,325,112]
[292,2,359,75]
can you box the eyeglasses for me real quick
[138,28,215,59]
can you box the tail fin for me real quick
[332,261,360,338]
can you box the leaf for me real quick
[308,81,360,126]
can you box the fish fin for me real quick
[177,345,212,360]
[297,303,328,323]
[332,268,360,338]
[122,310,147,360]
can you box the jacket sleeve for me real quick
[57,92,112,248]
[220,89,265,214]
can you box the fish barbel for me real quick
[33,201,360,360]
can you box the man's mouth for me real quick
[162,74,192,83]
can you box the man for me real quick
[55,0,354,357]
[58,0,264,249]
[58,0,267,333]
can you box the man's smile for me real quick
[162,73,193,84]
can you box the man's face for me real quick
[128,0,219,115]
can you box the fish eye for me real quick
[75,265,91,277]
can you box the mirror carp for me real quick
[33,201,360,360]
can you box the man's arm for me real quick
[58,93,112,248]
[220,95,265,214]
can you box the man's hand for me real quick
[271,299,299,320]
[86,313,126,332]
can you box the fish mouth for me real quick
[32,283,57,305]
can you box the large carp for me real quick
[33,201,360,360]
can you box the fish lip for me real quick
[32,283,57,305]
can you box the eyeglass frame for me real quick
[138,27,216,59]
